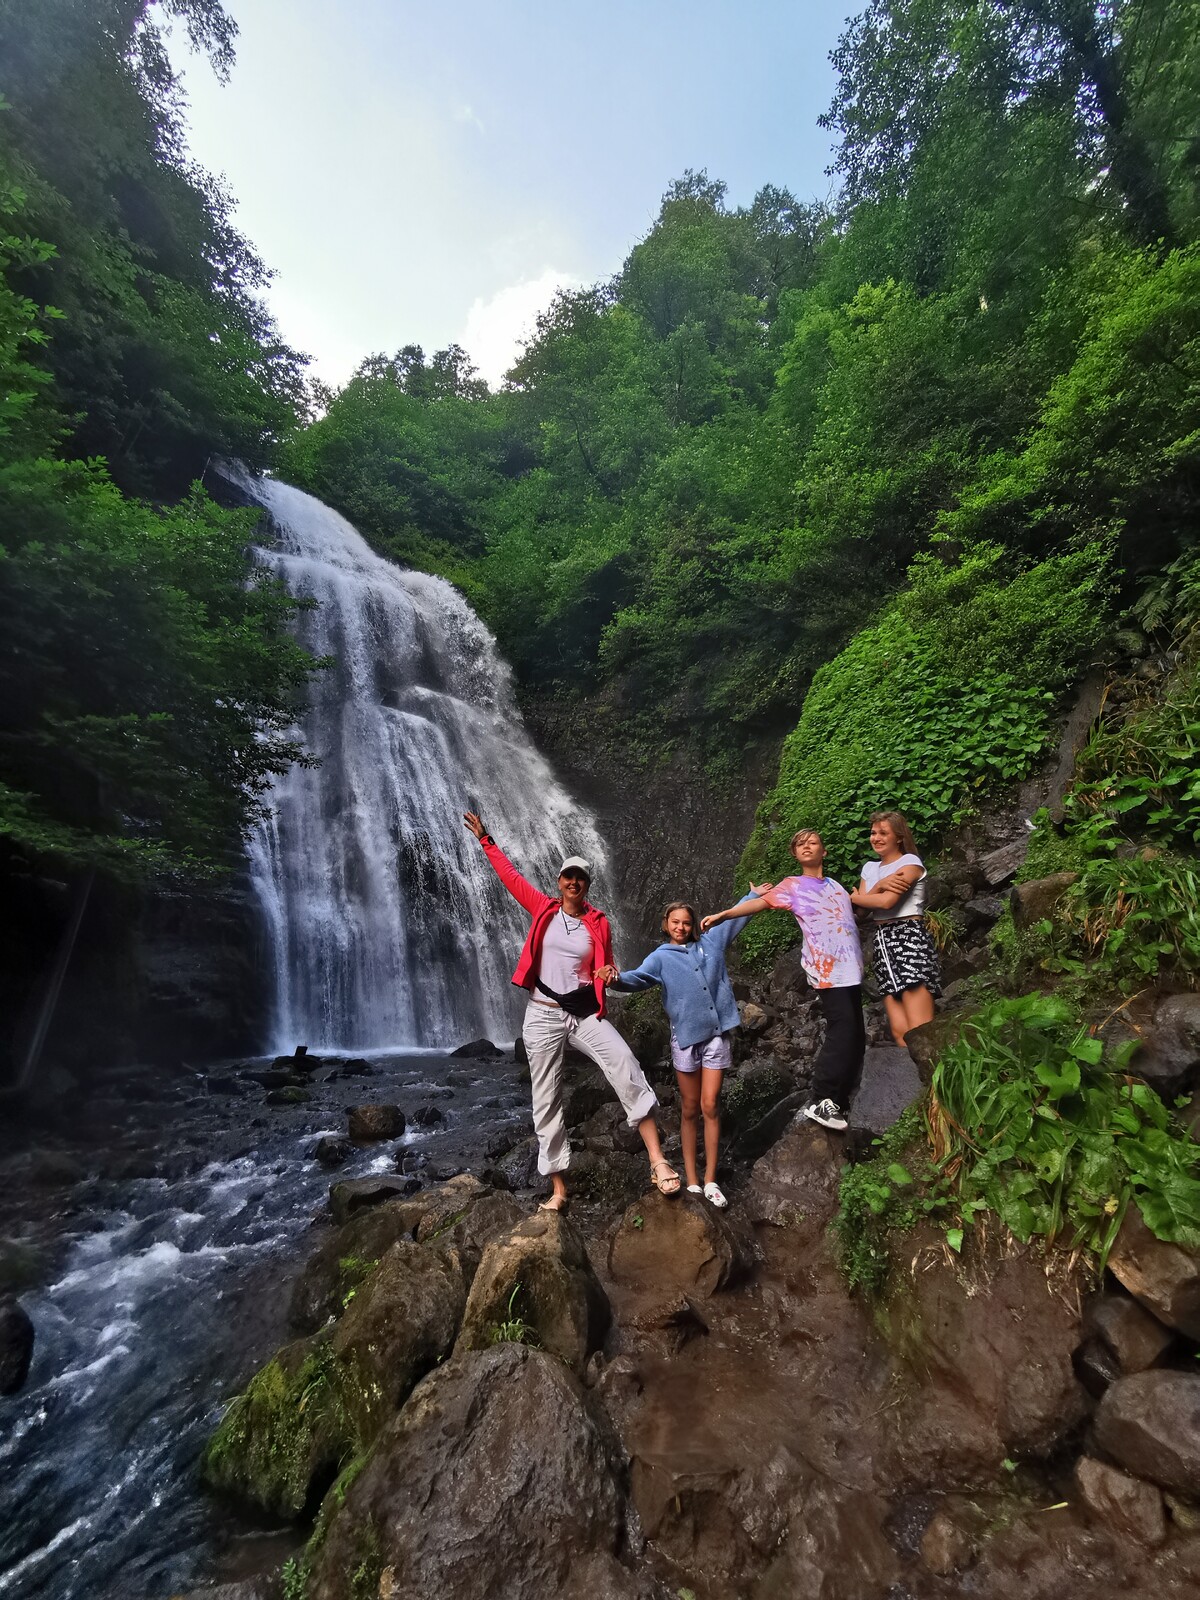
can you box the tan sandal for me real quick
[651,1161,681,1197]
[538,1193,569,1214]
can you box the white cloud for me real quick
[460,269,584,388]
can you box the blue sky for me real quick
[170,0,855,388]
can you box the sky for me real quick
[168,0,855,390]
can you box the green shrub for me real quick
[738,541,1110,965]
[833,1105,952,1297]
[931,993,1200,1256]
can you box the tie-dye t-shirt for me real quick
[761,874,863,989]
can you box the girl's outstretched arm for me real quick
[701,891,759,954]
[701,895,771,932]
[603,953,663,991]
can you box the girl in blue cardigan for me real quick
[598,895,753,1208]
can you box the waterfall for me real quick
[225,470,612,1052]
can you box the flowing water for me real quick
[0,474,616,1597]
[0,1051,538,1600]
[230,468,612,1053]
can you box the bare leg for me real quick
[900,984,935,1038]
[883,993,908,1045]
[676,1071,701,1188]
[699,1067,723,1184]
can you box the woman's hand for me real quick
[595,964,618,986]
[463,811,486,840]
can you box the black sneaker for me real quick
[805,1098,848,1131]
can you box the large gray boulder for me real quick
[1135,992,1200,1096]
[306,1345,634,1600]
[1084,1291,1175,1374]
[454,1210,610,1376]
[608,1189,752,1302]
[1094,1371,1200,1498]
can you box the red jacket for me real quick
[481,838,613,1017]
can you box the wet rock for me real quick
[1107,1206,1200,1338]
[410,1103,444,1127]
[1094,1371,1200,1497]
[411,1173,491,1242]
[744,1116,845,1229]
[0,1298,34,1394]
[566,1144,647,1208]
[265,1085,311,1106]
[1074,1455,1167,1547]
[888,1229,1089,1484]
[1135,993,1200,1096]
[608,1189,752,1302]
[451,1038,503,1058]
[170,1580,280,1600]
[329,1176,418,1225]
[1010,871,1078,930]
[904,1010,967,1084]
[964,894,1006,925]
[413,1188,524,1276]
[980,836,1029,886]
[455,1211,610,1375]
[920,1507,975,1575]
[0,1240,45,1295]
[340,1057,372,1076]
[767,945,810,1004]
[497,1135,540,1191]
[203,1242,465,1520]
[291,1196,433,1331]
[312,1136,351,1168]
[847,1045,922,1145]
[924,874,954,911]
[305,1344,631,1600]
[562,1069,611,1128]
[1085,1290,1175,1373]
[723,1059,793,1139]
[346,1103,404,1142]
[205,1074,244,1095]
[725,1090,807,1166]
[244,1069,300,1090]
[1073,1335,1123,1398]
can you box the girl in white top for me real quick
[850,810,942,1046]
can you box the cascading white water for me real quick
[228,470,613,1051]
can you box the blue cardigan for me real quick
[614,897,753,1050]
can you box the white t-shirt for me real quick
[537,911,594,993]
[860,854,927,921]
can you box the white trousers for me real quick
[521,1001,658,1176]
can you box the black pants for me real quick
[812,984,866,1109]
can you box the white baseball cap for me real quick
[558,855,592,879]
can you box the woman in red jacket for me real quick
[464,811,679,1211]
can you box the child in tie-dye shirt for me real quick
[701,829,865,1131]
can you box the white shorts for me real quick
[670,1030,733,1075]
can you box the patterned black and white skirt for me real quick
[871,917,942,999]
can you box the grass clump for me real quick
[489,1284,538,1347]
[833,1106,953,1298]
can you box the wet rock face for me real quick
[1106,1207,1200,1338]
[1010,871,1078,930]
[1074,1455,1167,1547]
[608,1190,753,1302]
[0,1298,34,1394]
[455,1211,610,1376]
[887,1232,1089,1486]
[1136,993,1200,1097]
[743,1116,845,1228]
[305,1345,631,1600]
[1084,1290,1175,1375]
[1094,1371,1200,1499]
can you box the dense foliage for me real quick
[280,4,1200,845]
[0,3,318,887]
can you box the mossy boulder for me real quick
[204,1242,466,1519]
[723,1060,793,1137]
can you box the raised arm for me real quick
[598,952,662,992]
[463,812,553,915]
[701,891,759,954]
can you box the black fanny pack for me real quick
[535,979,600,1019]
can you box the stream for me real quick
[0,1046,531,1600]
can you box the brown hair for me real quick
[789,828,824,854]
[661,901,699,939]
[870,811,919,856]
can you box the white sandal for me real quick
[703,1182,728,1209]
[686,1183,703,1195]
